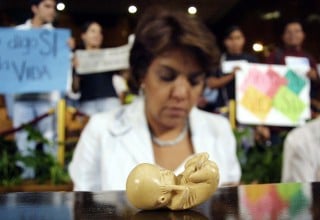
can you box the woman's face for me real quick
[142,49,205,129]
[224,29,245,54]
[81,22,103,49]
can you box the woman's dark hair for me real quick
[281,18,305,34]
[81,21,101,33]
[223,25,243,40]
[129,7,220,92]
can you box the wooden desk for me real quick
[0,182,319,219]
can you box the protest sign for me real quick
[75,44,131,74]
[0,28,71,94]
[236,63,311,126]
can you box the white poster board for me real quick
[75,43,131,74]
[236,63,310,126]
[221,60,248,74]
[285,56,310,74]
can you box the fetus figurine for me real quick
[126,152,219,210]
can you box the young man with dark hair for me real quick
[18,0,57,29]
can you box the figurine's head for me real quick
[126,163,176,210]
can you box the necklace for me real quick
[151,123,189,147]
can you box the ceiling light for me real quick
[56,2,65,11]
[188,6,197,15]
[261,11,280,20]
[128,5,137,14]
[252,43,264,52]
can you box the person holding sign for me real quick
[258,20,320,145]
[72,21,121,116]
[201,26,258,113]
[68,7,241,191]
[266,20,320,116]
[8,0,73,179]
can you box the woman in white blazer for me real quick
[69,7,241,191]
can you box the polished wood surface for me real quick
[0,182,319,219]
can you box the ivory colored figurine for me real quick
[126,152,219,210]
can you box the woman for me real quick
[72,21,121,115]
[69,8,241,191]
[204,26,258,111]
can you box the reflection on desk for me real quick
[0,182,319,219]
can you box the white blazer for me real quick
[69,98,241,191]
[282,117,320,182]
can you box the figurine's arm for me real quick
[168,154,220,210]
[160,184,188,193]
[181,154,219,185]
[188,161,219,183]
[181,153,210,181]
[162,185,197,210]
[184,153,209,170]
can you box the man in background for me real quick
[258,20,320,145]
[7,0,71,179]
[266,20,320,114]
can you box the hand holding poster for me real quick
[285,56,311,74]
[0,28,71,94]
[75,44,131,74]
[221,60,248,74]
[236,63,311,126]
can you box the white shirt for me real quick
[69,98,241,191]
[16,19,54,30]
[282,117,320,182]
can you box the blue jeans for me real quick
[13,100,57,179]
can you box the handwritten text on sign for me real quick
[0,28,71,94]
[75,44,131,74]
